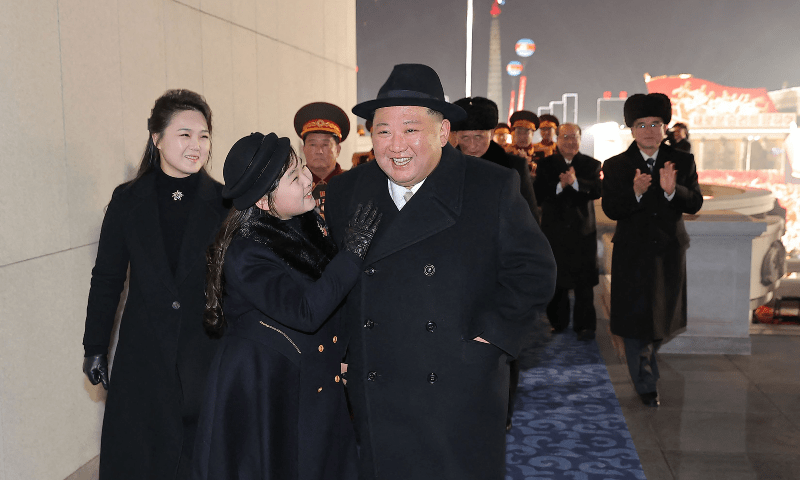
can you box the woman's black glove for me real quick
[343,201,381,259]
[83,354,109,390]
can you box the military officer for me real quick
[294,101,350,217]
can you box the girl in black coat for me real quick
[193,132,380,480]
[82,90,229,479]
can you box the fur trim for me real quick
[239,211,337,279]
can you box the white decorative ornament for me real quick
[172,190,184,201]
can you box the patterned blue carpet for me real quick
[505,321,646,480]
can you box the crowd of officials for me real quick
[82,63,701,480]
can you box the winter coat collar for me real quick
[349,144,464,263]
[239,211,336,279]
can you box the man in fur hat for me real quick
[451,96,540,433]
[452,96,538,218]
[325,64,556,480]
[294,101,350,217]
[601,93,703,407]
[505,109,540,179]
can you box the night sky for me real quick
[356,0,800,126]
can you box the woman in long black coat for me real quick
[82,90,229,479]
[192,132,380,480]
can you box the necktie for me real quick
[646,158,655,172]
[403,189,414,204]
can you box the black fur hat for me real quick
[623,93,672,127]
[509,110,540,131]
[451,97,499,131]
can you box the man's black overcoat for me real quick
[601,142,703,341]
[534,152,602,288]
[479,140,539,218]
[192,215,359,480]
[326,145,556,480]
[83,170,228,479]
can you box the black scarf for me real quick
[239,211,337,279]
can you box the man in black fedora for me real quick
[326,63,556,480]
[601,93,703,407]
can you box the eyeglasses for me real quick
[634,121,664,130]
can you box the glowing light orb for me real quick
[506,61,523,76]
[515,38,536,57]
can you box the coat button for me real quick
[335,375,341,383]
[318,345,324,353]
[364,319,375,329]
[424,264,435,276]
[365,267,376,276]
[426,321,437,332]
[317,387,323,393]
[172,301,180,310]
[428,373,438,384]
[332,336,338,343]
[368,371,377,381]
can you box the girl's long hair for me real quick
[203,148,299,338]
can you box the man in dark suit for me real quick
[601,93,703,407]
[534,123,602,340]
[326,64,556,480]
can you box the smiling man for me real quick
[601,93,703,408]
[325,64,556,480]
[534,123,601,340]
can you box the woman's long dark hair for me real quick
[131,89,213,184]
[204,148,299,338]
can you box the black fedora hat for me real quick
[624,93,672,127]
[222,132,292,210]
[352,64,466,122]
[293,102,351,142]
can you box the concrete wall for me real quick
[0,1,356,478]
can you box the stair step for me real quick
[787,257,800,274]
[776,272,800,298]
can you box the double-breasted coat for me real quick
[326,145,556,480]
[192,213,359,480]
[601,142,703,340]
[83,170,229,479]
[534,152,602,288]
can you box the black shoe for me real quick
[639,391,660,407]
[577,329,595,341]
[550,326,566,334]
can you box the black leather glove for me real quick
[83,354,109,390]
[343,201,381,260]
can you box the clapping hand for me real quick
[659,161,677,196]
[633,169,652,197]
[559,166,576,189]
